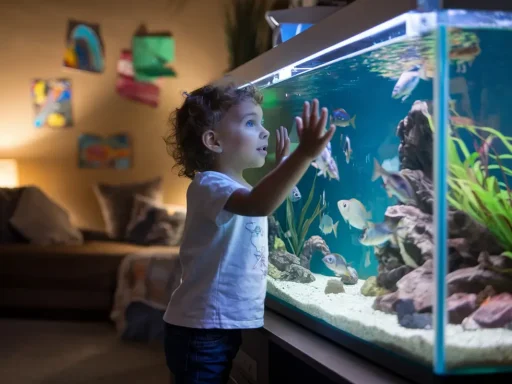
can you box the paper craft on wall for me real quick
[31,78,73,128]
[132,24,176,82]
[116,49,161,108]
[78,133,132,169]
[63,20,105,73]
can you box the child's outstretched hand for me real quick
[295,99,335,160]
[275,126,290,167]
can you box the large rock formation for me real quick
[372,100,512,329]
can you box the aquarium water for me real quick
[244,19,512,374]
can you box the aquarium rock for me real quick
[463,293,512,329]
[360,276,390,297]
[395,299,433,330]
[300,235,331,270]
[342,266,359,285]
[268,249,315,284]
[446,293,478,324]
[324,279,345,295]
[396,100,433,179]
[446,265,512,295]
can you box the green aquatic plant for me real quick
[425,112,512,257]
[280,175,325,257]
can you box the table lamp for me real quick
[0,159,19,188]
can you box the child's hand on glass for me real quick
[275,126,290,167]
[295,99,335,160]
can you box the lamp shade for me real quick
[0,159,19,188]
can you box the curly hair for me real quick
[164,83,263,179]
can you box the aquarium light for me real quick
[240,11,420,89]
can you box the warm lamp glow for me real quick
[0,159,19,188]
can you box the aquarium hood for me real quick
[216,0,512,90]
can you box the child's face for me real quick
[215,99,269,171]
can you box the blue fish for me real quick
[330,108,356,129]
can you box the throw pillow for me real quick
[125,194,186,246]
[9,186,83,246]
[93,177,163,240]
[0,187,27,244]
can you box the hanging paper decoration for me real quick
[116,49,161,108]
[63,20,105,73]
[31,78,73,128]
[131,24,176,82]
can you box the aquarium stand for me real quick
[264,298,512,384]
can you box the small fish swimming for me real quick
[319,213,339,238]
[330,108,356,129]
[474,134,496,172]
[322,253,351,279]
[364,249,371,268]
[290,186,302,202]
[311,141,340,180]
[391,65,424,102]
[372,158,416,205]
[359,221,400,246]
[343,135,352,164]
[450,115,476,127]
[381,155,400,173]
[337,198,372,230]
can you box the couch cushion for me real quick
[0,187,26,244]
[9,186,83,246]
[94,177,163,240]
[0,241,175,293]
[125,195,186,246]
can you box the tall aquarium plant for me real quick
[224,0,275,71]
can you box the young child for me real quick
[162,83,335,384]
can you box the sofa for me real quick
[0,177,185,318]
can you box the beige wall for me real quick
[0,0,228,230]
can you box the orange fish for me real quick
[450,116,476,127]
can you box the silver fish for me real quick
[372,158,416,205]
[319,213,339,238]
[359,221,399,246]
[322,253,351,279]
[343,135,352,164]
[337,198,372,230]
[391,65,423,102]
[364,250,371,268]
[311,141,340,180]
[290,186,301,202]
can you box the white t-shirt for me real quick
[163,171,268,329]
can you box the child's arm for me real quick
[225,99,335,217]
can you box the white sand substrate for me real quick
[267,273,512,369]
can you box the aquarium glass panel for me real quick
[443,11,512,374]
[242,9,512,377]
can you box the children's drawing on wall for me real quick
[78,133,132,169]
[63,20,105,73]
[31,78,73,128]
[116,49,161,108]
[132,24,176,82]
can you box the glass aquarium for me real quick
[222,2,512,382]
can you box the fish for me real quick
[391,65,423,102]
[337,198,372,230]
[311,141,340,180]
[343,135,352,164]
[290,186,302,202]
[330,108,356,129]
[364,250,371,268]
[322,253,351,279]
[381,155,400,173]
[359,221,400,246]
[319,213,339,238]
[474,134,496,172]
[450,115,476,127]
[372,158,416,205]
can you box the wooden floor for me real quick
[0,318,169,384]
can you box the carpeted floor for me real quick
[0,319,169,384]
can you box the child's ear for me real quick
[202,130,223,153]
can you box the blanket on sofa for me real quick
[110,246,181,342]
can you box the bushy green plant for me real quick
[425,112,512,258]
[279,175,325,257]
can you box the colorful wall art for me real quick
[63,20,105,73]
[132,25,176,82]
[116,49,161,108]
[31,78,73,128]
[78,133,132,169]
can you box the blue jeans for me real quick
[164,322,242,384]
